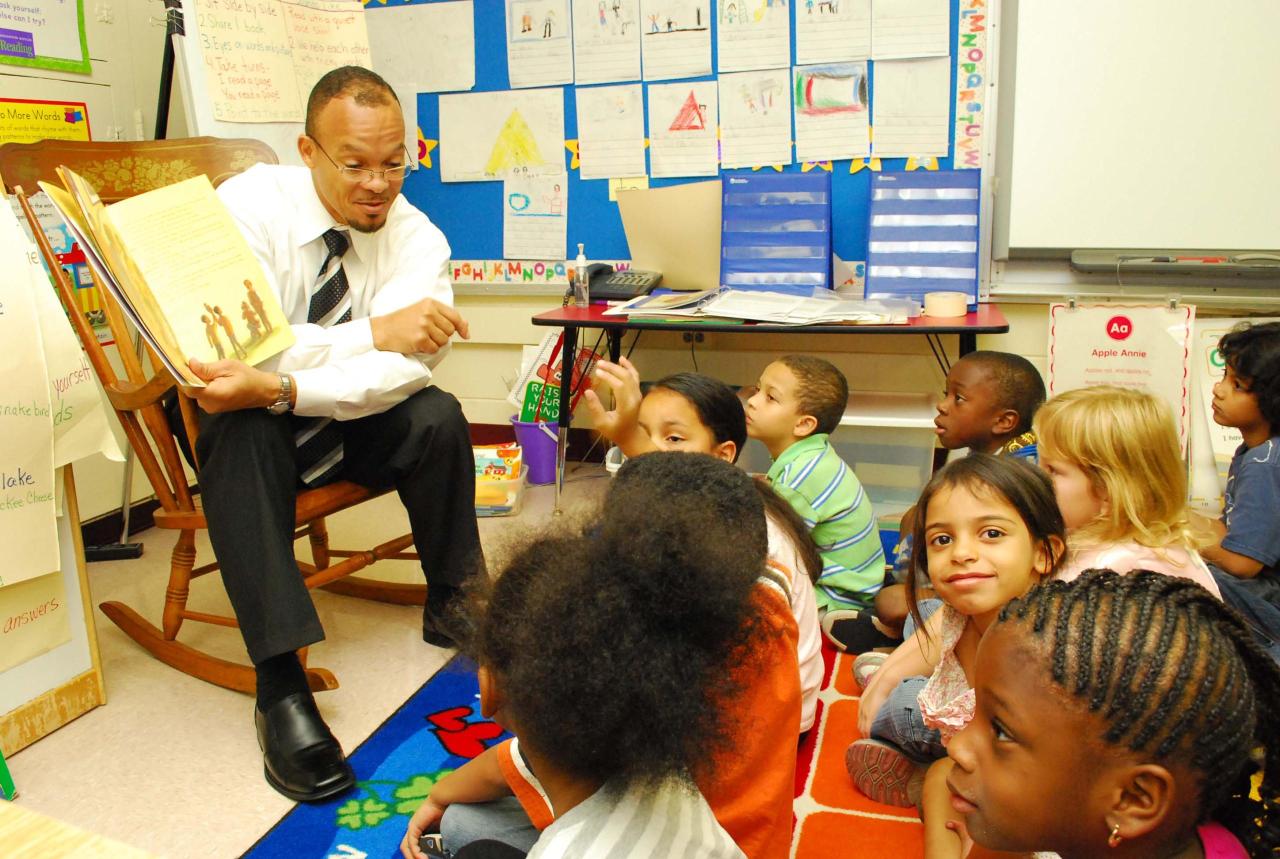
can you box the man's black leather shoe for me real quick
[255,692,355,802]
[422,599,459,648]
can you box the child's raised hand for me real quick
[583,357,649,454]
[399,796,446,859]
[857,670,892,737]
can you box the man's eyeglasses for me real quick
[309,137,412,183]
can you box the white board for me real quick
[995,0,1280,254]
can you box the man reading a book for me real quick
[178,66,483,804]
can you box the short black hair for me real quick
[1219,321,1280,434]
[961,351,1046,434]
[778,355,848,436]
[304,66,399,138]
[651,372,747,462]
[463,452,768,790]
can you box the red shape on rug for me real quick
[427,706,504,758]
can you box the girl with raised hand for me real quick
[948,569,1279,858]
[584,358,824,732]
[848,454,1066,859]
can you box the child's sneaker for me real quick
[852,651,888,690]
[845,739,924,808]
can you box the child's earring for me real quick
[1107,822,1123,848]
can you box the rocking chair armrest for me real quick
[103,372,178,412]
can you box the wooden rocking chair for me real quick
[0,137,427,695]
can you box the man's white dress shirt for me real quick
[217,163,454,420]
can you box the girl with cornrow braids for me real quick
[947,569,1279,859]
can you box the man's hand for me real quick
[582,357,654,456]
[371,298,470,355]
[399,797,446,859]
[186,358,279,413]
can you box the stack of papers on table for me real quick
[604,288,918,326]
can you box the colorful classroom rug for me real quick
[244,655,509,859]
[793,646,924,857]
[245,648,924,859]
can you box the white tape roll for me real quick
[923,291,969,318]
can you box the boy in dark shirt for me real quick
[1200,322,1280,661]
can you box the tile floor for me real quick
[5,465,610,858]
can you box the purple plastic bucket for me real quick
[510,416,559,485]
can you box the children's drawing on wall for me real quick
[643,0,706,33]
[648,80,719,177]
[511,0,570,40]
[597,0,634,34]
[639,0,711,79]
[440,89,567,182]
[795,0,869,63]
[806,0,841,14]
[487,110,549,175]
[794,63,867,114]
[507,0,574,87]
[722,0,787,26]
[503,174,569,260]
[792,62,870,162]
[669,90,710,130]
[717,0,791,72]
[719,69,792,168]
[575,83,646,178]
[572,0,641,83]
[740,75,782,114]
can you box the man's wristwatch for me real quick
[267,374,293,415]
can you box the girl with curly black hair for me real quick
[403,453,799,859]
[584,358,825,731]
[947,569,1280,858]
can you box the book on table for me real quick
[39,167,294,387]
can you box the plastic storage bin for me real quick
[832,391,937,519]
[475,471,525,517]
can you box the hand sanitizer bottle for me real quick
[574,243,590,308]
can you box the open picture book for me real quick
[39,167,294,386]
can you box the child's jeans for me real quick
[1211,566,1280,664]
[441,797,538,855]
[870,597,947,763]
[868,675,947,763]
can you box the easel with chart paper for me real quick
[0,469,106,758]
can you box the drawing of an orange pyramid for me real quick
[669,92,707,131]
[485,109,546,175]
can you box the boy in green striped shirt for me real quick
[746,356,885,649]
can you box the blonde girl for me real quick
[1033,385,1220,596]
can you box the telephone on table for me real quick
[585,263,662,301]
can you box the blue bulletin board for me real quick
[385,0,984,270]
